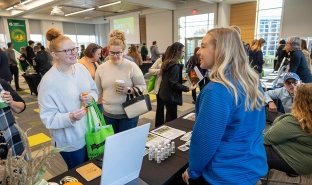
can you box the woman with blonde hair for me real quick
[127,44,143,66]
[95,30,146,133]
[264,84,312,175]
[38,28,98,169]
[182,28,267,185]
[250,38,265,74]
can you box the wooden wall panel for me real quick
[230,2,257,45]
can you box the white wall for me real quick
[146,10,173,53]
[217,2,231,27]
[41,20,63,46]
[281,0,312,37]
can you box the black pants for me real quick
[10,65,20,89]
[164,103,177,123]
[155,93,165,127]
[265,145,298,175]
[142,55,147,61]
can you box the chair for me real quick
[261,169,302,185]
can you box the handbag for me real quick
[147,75,157,93]
[122,87,152,119]
[85,99,114,160]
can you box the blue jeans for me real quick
[104,116,139,133]
[60,145,87,170]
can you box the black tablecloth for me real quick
[49,116,195,185]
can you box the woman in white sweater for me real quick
[95,30,146,133]
[38,28,98,169]
[149,46,170,127]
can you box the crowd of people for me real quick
[0,25,312,185]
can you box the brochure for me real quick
[183,112,196,121]
[151,125,186,140]
[188,66,204,85]
[146,133,170,148]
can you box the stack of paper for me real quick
[151,125,186,140]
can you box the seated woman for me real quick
[264,83,312,175]
[0,79,26,159]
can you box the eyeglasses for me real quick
[55,47,78,55]
[285,80,298,86]
[109,51,123,56]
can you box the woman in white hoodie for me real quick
[38,28,98,169]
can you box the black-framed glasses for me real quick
[109,51,123,56]
[55,47,78,55]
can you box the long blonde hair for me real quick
[208,27,264,110]
[291,84,312,134]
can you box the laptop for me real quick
[100,123,150,185]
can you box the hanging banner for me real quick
[7,19,27,51]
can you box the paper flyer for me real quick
[151,125,186,140]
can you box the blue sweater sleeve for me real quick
[188,83,233,179]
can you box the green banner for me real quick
[7,19,27,51]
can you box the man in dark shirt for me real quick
[26,40,35,66]
[5,42,22,91]
[34,45,52,76]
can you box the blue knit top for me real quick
[188,81,268,184]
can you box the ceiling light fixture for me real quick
[98,1,121,8]
[65,7,95,16]
[21,0,32,5]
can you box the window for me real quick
[256,0,283,68]
[179,13,215,61]
[0,34,6,49]
[30,34,44,45]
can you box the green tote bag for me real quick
[147,75,157,93]
[85,99,114,160]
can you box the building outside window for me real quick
[256,0,283,68]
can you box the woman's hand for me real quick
[182,169,190,185]
[268,101,277,112]
[116,84,130,94]
[1,91,13,105]
[80,93,92,106]
[69,108,86,122]
[189,84,197,91]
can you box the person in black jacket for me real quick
[274,39,287,71]
[0,79,26,159]
[34,45,52,76]
[159,42,196,122]
[185,47,208,104]
[0,49,12,83]
[287,37,312,83]
[26,40,35,65]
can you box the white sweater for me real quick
[95,58,146,117]
[38,63,98,152]
[148,57,162,94]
